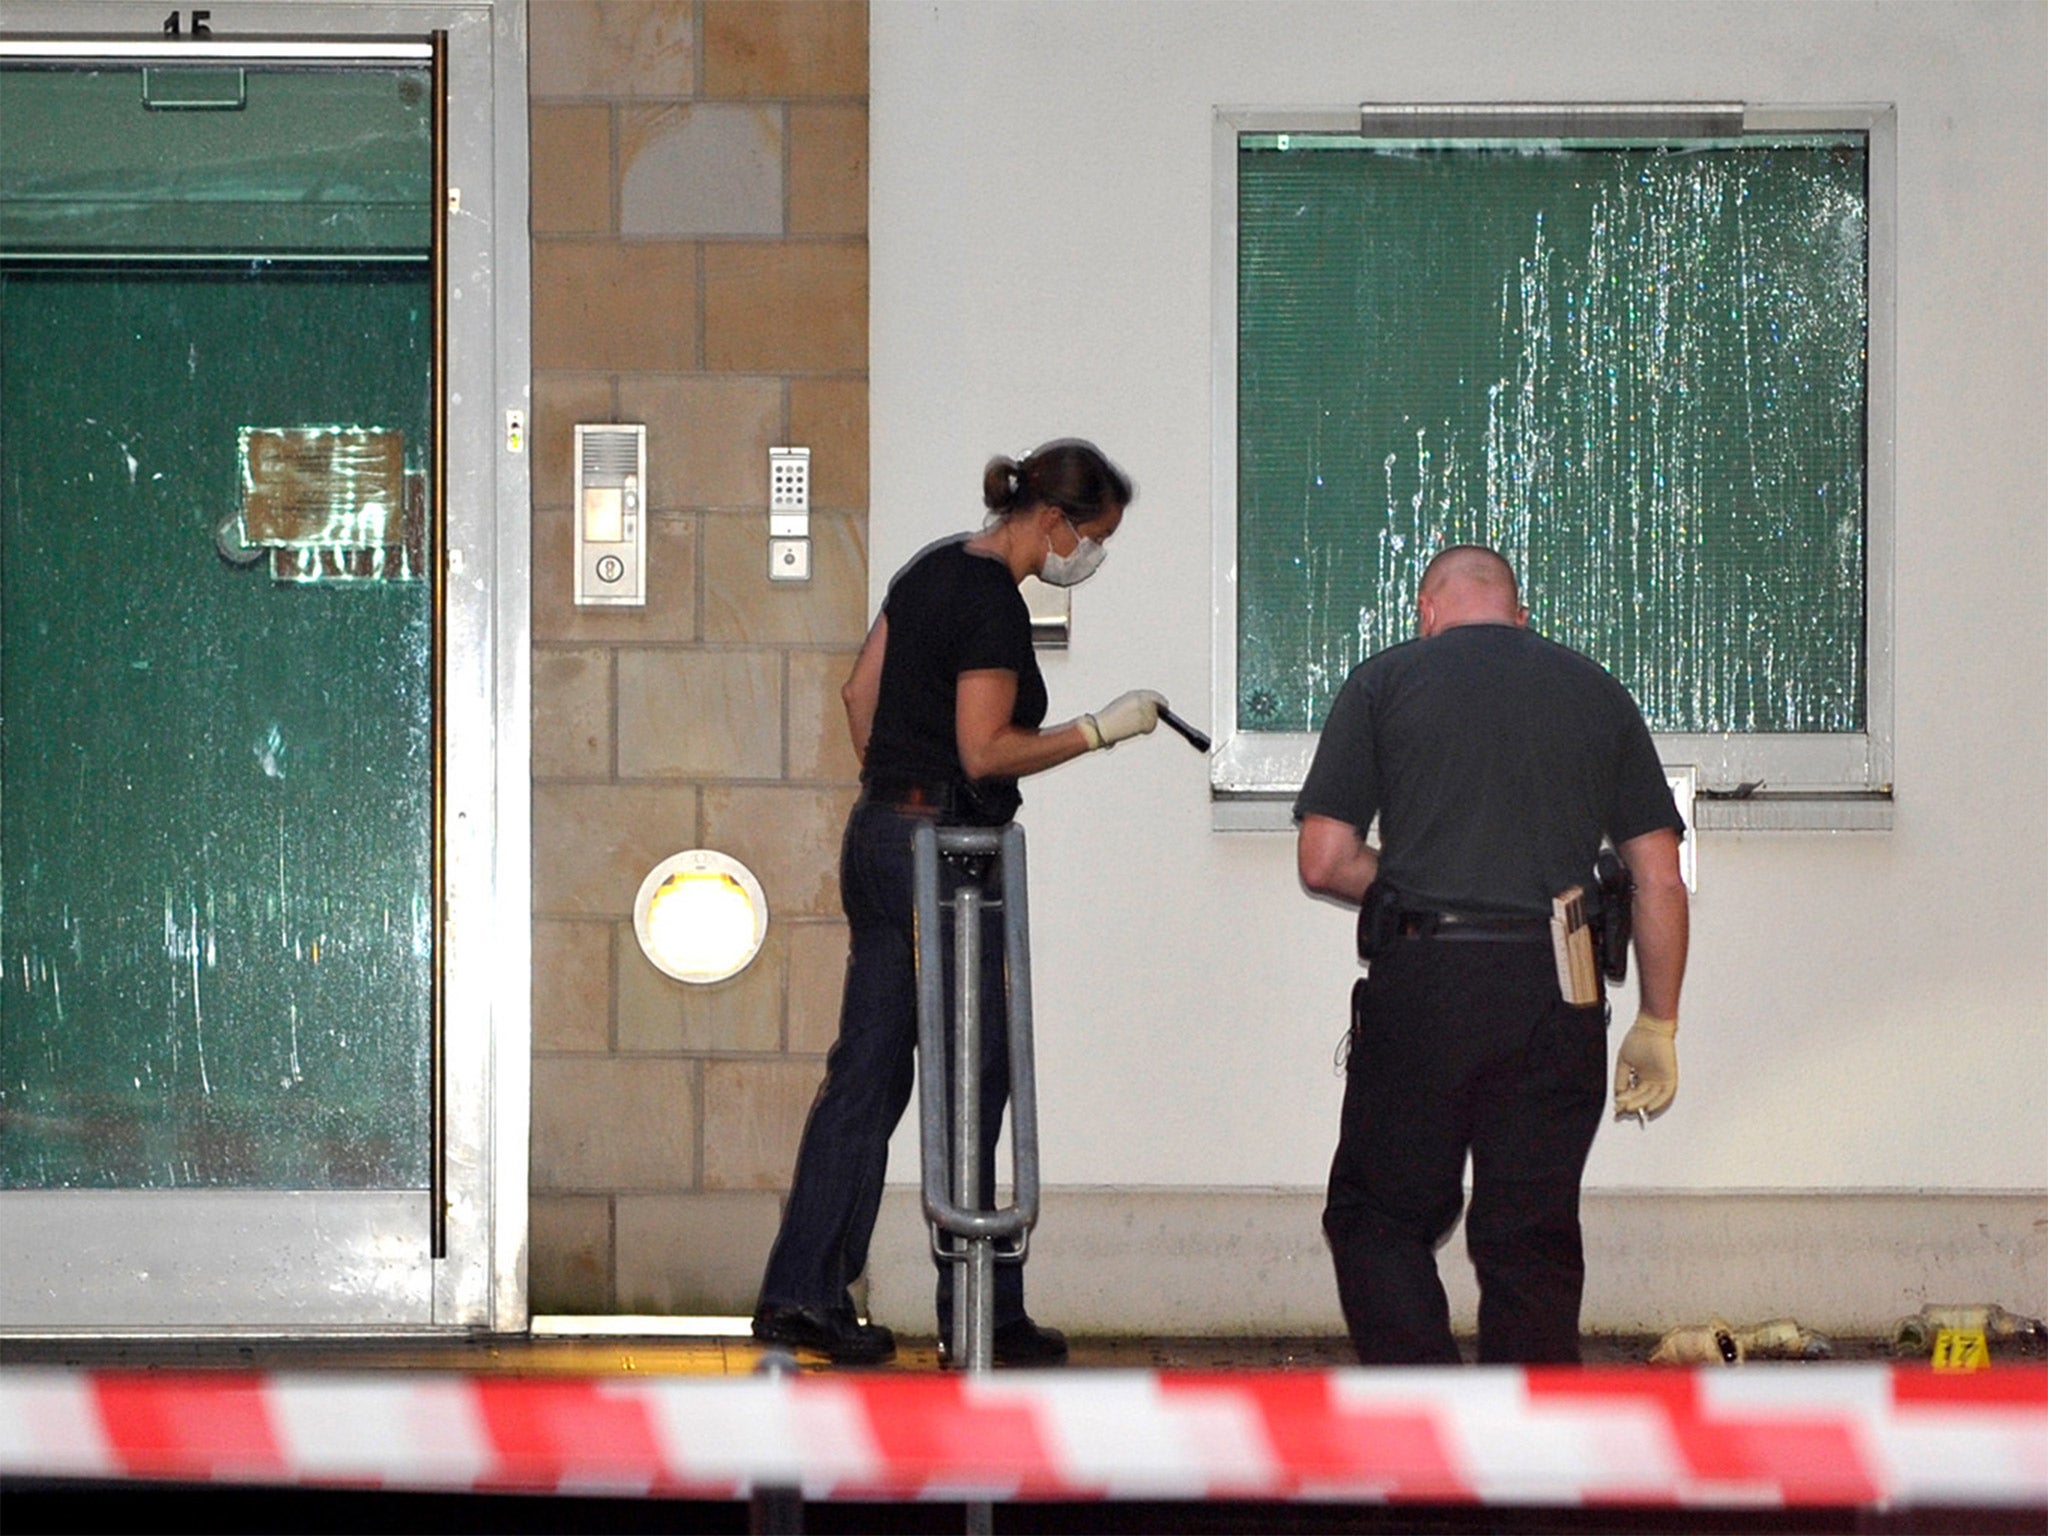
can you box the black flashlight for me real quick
[1157,704,1211,752]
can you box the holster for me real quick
[1594,848,1634,984]
[1357,880,1403,962]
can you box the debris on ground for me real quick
[1890,1302,2048,1357]
[1648,1316,1833,1364]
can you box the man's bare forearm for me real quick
[1617,829,1688,1019]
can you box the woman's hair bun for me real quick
[982,456,1024,513]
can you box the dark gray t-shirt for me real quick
[1293,623,1683,917]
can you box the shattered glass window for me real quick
[1236,135,1869,736]
[0,64,435,1189]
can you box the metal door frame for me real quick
[0,0,531,1334]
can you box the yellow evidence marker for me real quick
[1930,1328,1991,1371]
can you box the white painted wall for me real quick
[869,1,2047,1203]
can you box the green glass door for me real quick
[1,42,450,1325]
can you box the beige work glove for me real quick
[1078,689,1165,750]
[1613,1011,1679,1121]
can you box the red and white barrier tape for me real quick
[2,1365,2043,1508]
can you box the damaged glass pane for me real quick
[0,64,434,1190]
[1237,135,1868,735]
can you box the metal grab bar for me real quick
[912,822,1041,1377]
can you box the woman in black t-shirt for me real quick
[752,440,1166,1366]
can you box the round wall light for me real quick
[633,849,769,984]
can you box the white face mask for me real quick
[1039,533,1107,587]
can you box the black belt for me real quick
[1398,911,1550,944]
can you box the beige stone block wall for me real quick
[529,0,697,98]
[531,105,612,234]
[531,647,612,778]
[618,376,782,509]
[529,0,868,1317]
[532,240,697,371]
[615,649,784,779]
[789,103,867,236]
[532,1056,698,1189]
[703,0,866,98]
[529,1195,613,1313]
[532,919,612,1053]
[704,1058,830,1190]
[703,242,867,371]
[787,649,863,781]
[789,377,867,505]
[616,1193,787,1314]
[702,510,867,644]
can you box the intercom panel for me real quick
[574,423,646,607]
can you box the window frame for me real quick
[1209,104,1896,832]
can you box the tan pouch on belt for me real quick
[1550,886,1601,1005]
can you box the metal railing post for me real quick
[949,881,992,1373]
[913,822,1040,1390]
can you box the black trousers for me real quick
[756,801,1025,1332]
[1323,936,1607,1365]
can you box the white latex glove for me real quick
[1613,1011,1679,1121]
[1078,689,1166,750]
